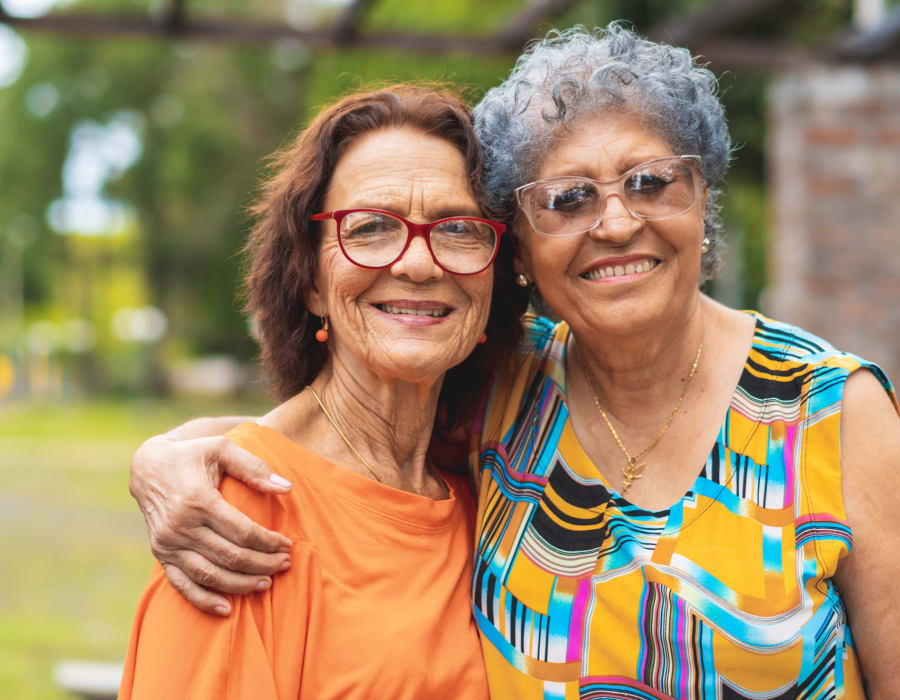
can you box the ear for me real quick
[304,281,327,318]
[513,247,535,281]
[509,213,536,280]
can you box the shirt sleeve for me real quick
[119,479,319,700]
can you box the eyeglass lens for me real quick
[338,211,497,274]
[526,158,697,235]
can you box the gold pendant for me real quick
[621,458,645,495]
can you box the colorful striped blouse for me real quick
[470,312,896,699]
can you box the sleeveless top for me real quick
[469,312,897,699]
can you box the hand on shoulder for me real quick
[130,417,294,616]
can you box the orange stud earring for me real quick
[315,316,329,343]
[478,332,487,344]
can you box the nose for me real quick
[588,194,642,243]
[389,234,444,282]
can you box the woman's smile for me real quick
[580,255,660,282]
[373,299,454,325]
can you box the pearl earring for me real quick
[515,274,531,287]
[700,237,711,254]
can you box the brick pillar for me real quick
[767,65,900,383]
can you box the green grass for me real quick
[0,395,271,699]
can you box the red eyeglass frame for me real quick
[311,208,505,276]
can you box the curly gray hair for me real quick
[473,22,732,280]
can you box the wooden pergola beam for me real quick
[496,0,581,49]
[331,0,377,41]
[160,0,187,32]
[826,5,900,60]
[692,39,815,71]
[0,12,505,53]
[647,0,792,47]
[0,12,307,42]
[1,5,897,67]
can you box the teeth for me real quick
[379,304,450,318]
[583,259,657,281]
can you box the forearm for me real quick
[129,415,293,614]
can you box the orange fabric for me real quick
[120,422,488,700]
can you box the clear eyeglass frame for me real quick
[310,208,505,276]
[514,155,703,237]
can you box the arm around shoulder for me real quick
[129,417,294,616]
[834,369,900,697]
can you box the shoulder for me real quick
[749,312,848,364]
[841,369,900,469]
[520,312,571,367]
[521,312,560,351]
[749,312,895,395]
[750,312,899,489]
[471,314,567,452]
[486,313,566,398]
[220,422,321,533]
[515,313,569,380]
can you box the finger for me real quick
[172,524,292,576]
[162,563,232,616]
[218,439,292,493]
[204,493,293,554]
[173,550,277,596]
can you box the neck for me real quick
[318,356,443,473]
[267,351,446,495]
[569,293,707,421]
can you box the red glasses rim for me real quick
[310,208,505,276]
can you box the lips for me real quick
[581,258,658,281]
[374,301,453,318]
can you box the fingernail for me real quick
[256,578,271,591]
[279,559,292,571]
[213,605,231,616]
[269,473,292,488]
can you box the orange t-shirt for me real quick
[119,422,488,700]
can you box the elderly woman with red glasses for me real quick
[128,25,899,697]
[119,84,526,699]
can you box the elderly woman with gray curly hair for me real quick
[128,23,899,697]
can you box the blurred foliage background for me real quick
[0,0,875,697]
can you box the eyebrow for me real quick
[620,154,675,171]
[345,203,484,220]
[547,154,675,179]
[429,204,483,220]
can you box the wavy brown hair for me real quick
[243,83,528,426]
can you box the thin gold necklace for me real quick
[308,386,382,483]
[575,339,703,495]
[308,386,447,496]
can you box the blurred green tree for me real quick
[0,0,857,394]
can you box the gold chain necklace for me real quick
[308,386,447,496]
[309,386,383,483]
[576,340,703,495]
